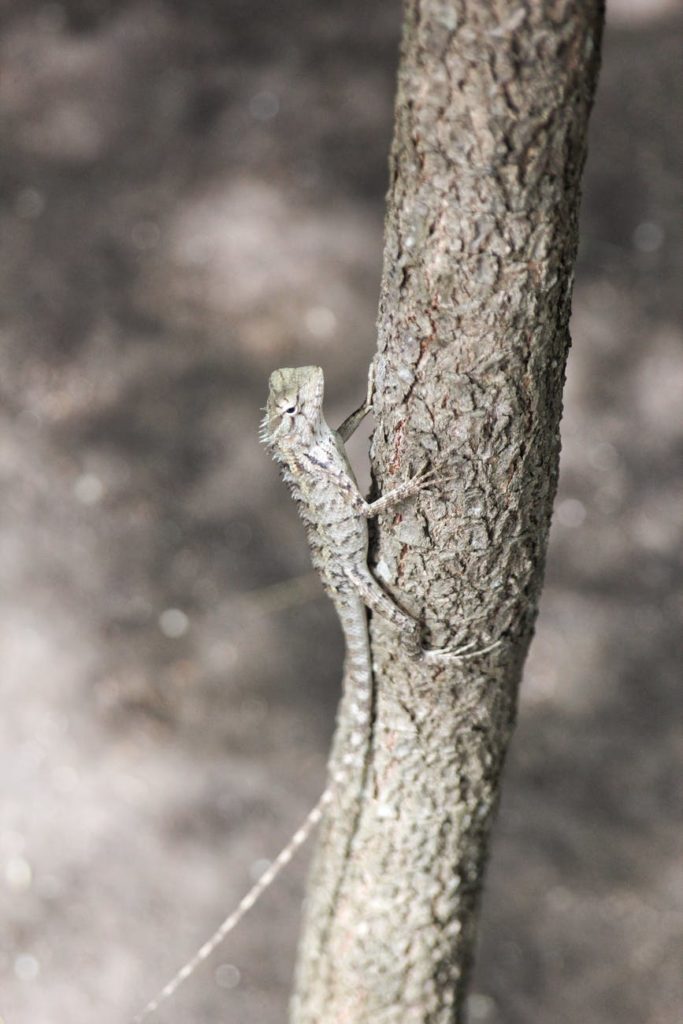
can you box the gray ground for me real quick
[1,2,681,1023]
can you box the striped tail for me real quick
[133,787,333,1023]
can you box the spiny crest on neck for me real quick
[259,366,325,451]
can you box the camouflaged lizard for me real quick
[134,365,498,1021]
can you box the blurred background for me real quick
[1,1,681,1022]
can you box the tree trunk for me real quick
[291,2,604,1022]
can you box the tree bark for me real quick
[291,2,604,1022]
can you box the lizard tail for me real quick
[132,787,333,1023]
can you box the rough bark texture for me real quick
[292,2,604,1023]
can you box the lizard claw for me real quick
[420,636,503,663]
[400,622,502,663]
[410,462,459,495]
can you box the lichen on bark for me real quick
[291,2,604,1022]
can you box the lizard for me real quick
[133,365,499,1022]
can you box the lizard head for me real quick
[260,365,325,449]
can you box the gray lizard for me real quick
[133,365,497,1022]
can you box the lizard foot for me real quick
[417,636,503,664]
[399,622,502,663]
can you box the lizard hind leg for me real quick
[348,566,424,658]
[349,566,502,664]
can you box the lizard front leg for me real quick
[336,364,375,442]
[361,466,438,518]
[331,459,438,520]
